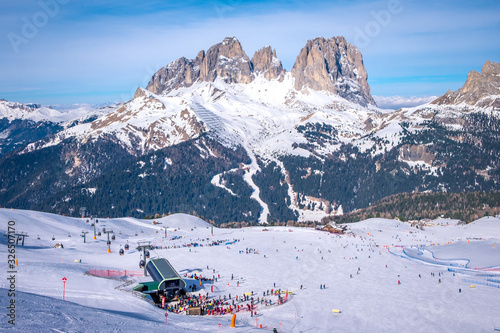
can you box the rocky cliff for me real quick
[251,46,285,81]
[146,37,254,95]
[291,37,375,106]
[432,60,500,108]
[145,57,201,95]
[146,36,375,106]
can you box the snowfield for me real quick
[1,209,499,332]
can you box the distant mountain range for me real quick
[0,37,499,224]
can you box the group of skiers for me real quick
[156,238,241,250]
[239,247,259,254]
[163,287,289,316]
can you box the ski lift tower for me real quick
[81,231,89,243]
[161,226,168,238]
[137,241,153,276]
[104,230,114,253]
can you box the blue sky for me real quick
[1,0,499,106]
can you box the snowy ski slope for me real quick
[1,209,499,332]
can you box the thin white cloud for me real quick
[373,95,438,109]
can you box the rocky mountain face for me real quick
[251,46,284,81]
[291,36,375,106]
[432,60,500,108]
[146,36,372,106]
[199,36,254,85]
[146,37,254,95]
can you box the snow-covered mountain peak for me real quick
[3,57,500,225]
[0,99,111,123]
[26,70,388,158]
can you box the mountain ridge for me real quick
[432,60,500,108]
[0,37,499,224]
[146,36,375,106]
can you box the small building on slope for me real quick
[134,258,186,302]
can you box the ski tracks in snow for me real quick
[192,102,270,223]
[226,121,270,224]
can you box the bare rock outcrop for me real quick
[145,57,200,95]
[251,46,285,81]
[432,60,500,108]
[291,36,375,106]
[200,36,254,84]
[146,36,376,107]
[146,37,253,95]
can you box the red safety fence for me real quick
[88,268,144,277]
[482,266,500,272]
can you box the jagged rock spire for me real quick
[291,36,375,106]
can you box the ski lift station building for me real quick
[134,258,186,299]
